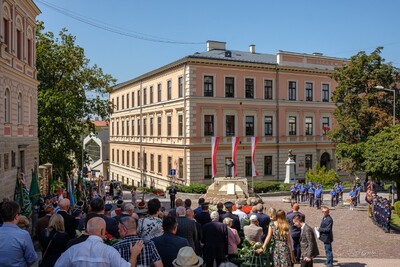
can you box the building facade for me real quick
[0,0,40,197]
[109,41,347,189]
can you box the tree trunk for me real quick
[396,181,400,203]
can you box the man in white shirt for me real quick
[232,203,248,229]
[55,217,139,266]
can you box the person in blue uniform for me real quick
[329,187,337,208]
[315,185,323,209]
[349,187,357,210]
[308,183,315,207]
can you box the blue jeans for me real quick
[324,243,333,267]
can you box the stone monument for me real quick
[284,150,296,184]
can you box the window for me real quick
[322,117,330,135]
[204,158,212,179]
[167,156,172,175]
[245,116,254,136]
[178,77,183,98]
[289,81,296,100]
[122,150,125,165]
[117,149,120,164]
[132,151,135,167]
[245,156,252,176]
[204,115,214,136]
[127,151,130,166]
[157,84,162,102]
[245,78,254,98]
[122,95,125,109]
[204,76,214,97]
[167,80,172,100]
[143,118,147,136]
[226,115,235,136]
[16,26,22,60]
[112,149,114,162]
[29,96,32,125]
[143,88,147,105]
[137,90,141,106]
[27,38,33,66]
[143,153,147,171]
[126,93,129,108]
[264,80,273,99]
[157,117,162,136]
[225,77,235,98]
[4,153,9,170]
[150,154,154,172]
[17,93,22,124]
[305,154,312,170]
[116,121,119,135]
[178,115,183,136]
[322,84,330,102]
[306,82,313,101]
[150,86,154,104]
[3,16,10,53]
[167,116,172,136]
[126,120,130,136]
[137,152,141,168]
[305,117,313,136]
[131,92,135,107]
[289,116,297,135]
[111,121,114,136]
[131,119,135,136]
[137,119,141,135]
[150,117,154,136]
[264,116,273,136]
[116,97,119,111]
[121,120,125,136]
[4,89,10,123]
[158,155,162,174]
[178,158,183,179]
[264,156,272,175]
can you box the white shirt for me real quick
[233,209,248,228]
[55,235,130,267]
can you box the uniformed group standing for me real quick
[373,196,391,233]
[290,182,344,209]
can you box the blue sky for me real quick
[35,0,400,84]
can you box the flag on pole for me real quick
[251,137,259,177]
[14,169,32,218]
[211,137,220,178]
[67,173,76,207]
[29,161,40,206]
[232,137,240,177]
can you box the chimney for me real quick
[249,44,256,54]
[207,40,226,51]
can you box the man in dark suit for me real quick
[220,202,240,233]
[255,203,270,241]
[318,206,334,267]
[287,203,305,264]
[186,209,203,256]
[194,202,211,226]
[293,214,319,267]
[175,206,198,250]
[152,216,189,267]
[202,211,228,267]
[57,198,77,239]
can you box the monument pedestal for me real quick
[204,177,249,203]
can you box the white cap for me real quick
[250,215,258,221]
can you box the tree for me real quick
[362,126,400,198]
[330,47,399,171]
[305,163,339,187]
[36,22,116,178]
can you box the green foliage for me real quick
[252,181,290,193]
[168,183,208,194]
[330,47,400,172]
[394,201,400,216]
[36,21,116,178]
[306,163,339,187]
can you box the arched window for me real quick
[27,27,34,66]
[2,4,11,53]
[5,88,10,123]
[18,93,22,124]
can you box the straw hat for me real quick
[172,246,203,267]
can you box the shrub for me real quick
[394,201,400,215]
[167,183,208,194]
[252,181,282,193]
[306,163,339,187]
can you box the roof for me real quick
[189,49,277,65]
[93,121,108,127]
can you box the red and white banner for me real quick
[251,137,259,177]
[232,137,240,177]
[211,137,220,178]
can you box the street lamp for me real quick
[375,85,397,206]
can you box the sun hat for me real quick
[172,246,204,267]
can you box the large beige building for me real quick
[0,0,40,197]
[109,41,346,189]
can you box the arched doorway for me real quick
[320,152,331,170]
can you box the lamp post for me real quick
[375,85,397,205]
